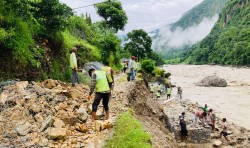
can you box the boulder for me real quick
[53,118,65,128]
[95,109,104,120]
[40,115,55,132]
[95,120,113,131]
[76,124,88,133]
[213,140,222,147]
[15,121,32,136]
[38,137,48,147]
[45,79,56,89]
[47,128,67,140]
[77,107,88,122]
[29,104,41,113]
[16,81,28,91]
[54,95,67,103]
[34,114,44,123]
[0,90,8,104]
[196,76,227,87]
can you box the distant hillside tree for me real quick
[95,0,128,32]
[125,29,153,61]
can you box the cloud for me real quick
[153,15,219,49]
[60,0,203,34]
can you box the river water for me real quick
[162,65,250,129]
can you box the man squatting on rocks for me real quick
[70,47,79,86]
[87,68,111,122]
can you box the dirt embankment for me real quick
[126,80,178,148]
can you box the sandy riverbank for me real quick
[162,65,250,129]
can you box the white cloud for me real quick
[60,0,203,34]
[154,15,219,49]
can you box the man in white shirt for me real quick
[220,118,230,142]
[129,56,136,80]
[70,47,79,86]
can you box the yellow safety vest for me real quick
[150,86,154,92]
[94,70,110,93]
[134,61,137,70]
[157,85,161,91]
[156,92,160,97]
[102,66,113,83]
[167,88,172,95]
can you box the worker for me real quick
[102,62,114,90]
[150,84,154,94]
[156,92,161,99]
[167,87,172,99]
[157,83,162,95]
[134,59,138,76]
[70,47,79,86]
[87,68,110,122]
[123,62,128,73]
[129,56,136,80]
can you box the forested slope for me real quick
[0,0,123,81]
[185,0,250,66]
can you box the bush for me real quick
[105,111,152,148]
[141,59,155,74]
[152,68,165,77]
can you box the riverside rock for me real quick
[53,118,65,128]
[15,121,32,136]
[77,107,88,122]
[47,128,67,140]
[213,140,222,147]
[196,76,227,87]
[40,115,54,132]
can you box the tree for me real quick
[125,29,153,61]
[95,0,128,32]
[32,0,73,36]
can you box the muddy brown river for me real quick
[162,65,250,129]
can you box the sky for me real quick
[60,0,203,35]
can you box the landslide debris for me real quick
[196,75,227,87]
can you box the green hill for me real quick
[184,0,250,66]
[152,0,227,61]
[171,0,228,31]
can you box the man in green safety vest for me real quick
[167,87,172,100]
[102,62,114,90]
[87,68,111,122]
[157,83,162,95]
[149,84,154,97]
[156,92,161,99]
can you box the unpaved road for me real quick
[162,65,250,129]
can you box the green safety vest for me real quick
[156,92,160,97]
[102,66,113,83]
[157,85,162,91]
[134,61,137,70]
[94,70,110,93]
[150,86,154,92]
[167,88,172,94]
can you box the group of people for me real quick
[69,47,114,123]
[179,104,230,143]
[123,56,139,81]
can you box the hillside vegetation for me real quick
[184,0,250,66]
[152,0,227,61]
[171,0,228,31]
[0,0,125,81]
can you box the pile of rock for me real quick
[0,79,114,147]
[196,75,227,87]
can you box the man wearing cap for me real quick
[70,47,79,86]
[129,56,136,80]
[88,68,110,122]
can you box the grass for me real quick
[105,111,152,148]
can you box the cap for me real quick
[131,56,135,59]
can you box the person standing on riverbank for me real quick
[205,111,213,129]
[167,87,172,99]
[209,109,216,130]
[157,83,162,95]
[150,84,154,97]
[179,112,188,141]
[177,87,182,100]
[220,118,230,143]
[70,47,79,87]
[202,104,208,117]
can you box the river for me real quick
[162,65,250,129]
